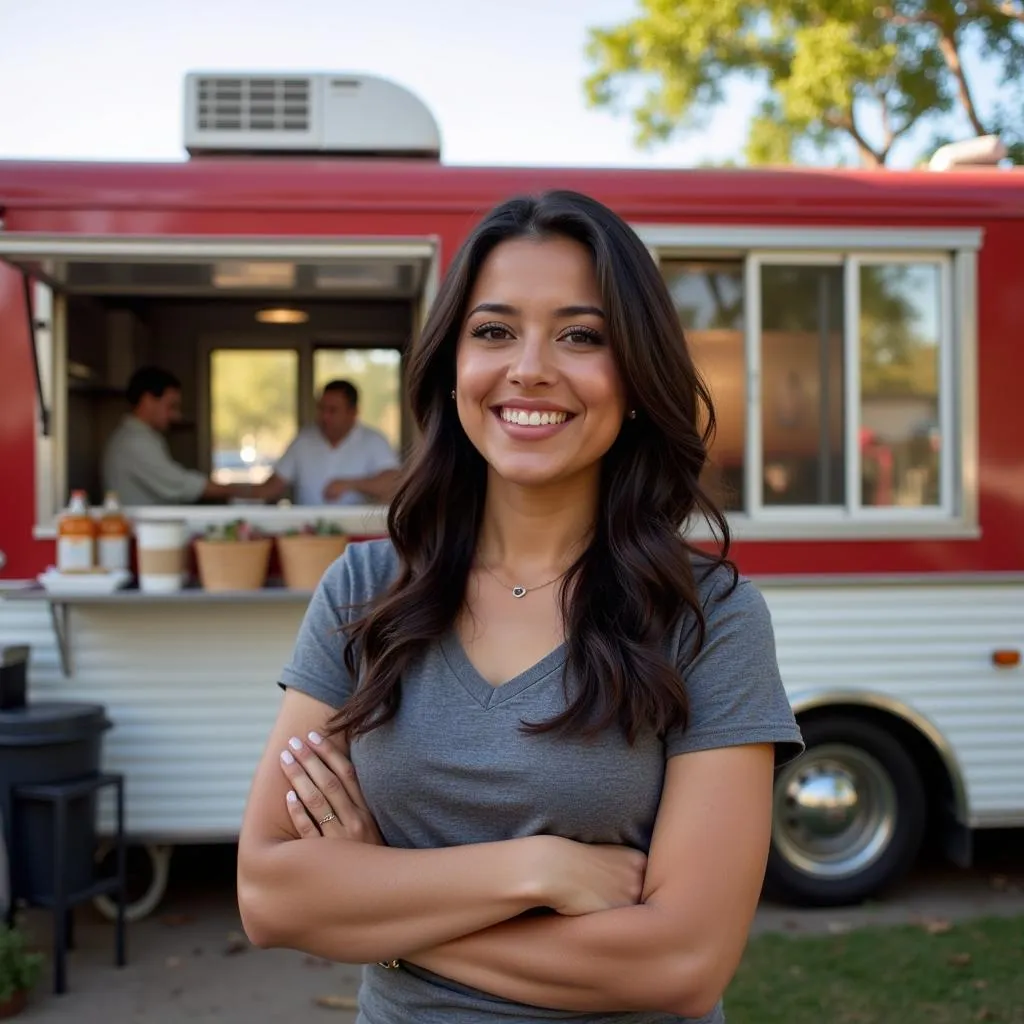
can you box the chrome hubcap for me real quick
[773,743,898,879]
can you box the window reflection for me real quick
[859,264,941,508]
[210,349,299,484]
[760,265,846,507]
[662,260,745,511]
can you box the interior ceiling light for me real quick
[256,307,309,325]
[214,261,295,289]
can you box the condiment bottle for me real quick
[57,490,97,573]
[97,491,131,572]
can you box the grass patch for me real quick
[725,915,1024,1023]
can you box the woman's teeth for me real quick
[500,408,569,427]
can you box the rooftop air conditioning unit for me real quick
[928,135,1007,171]
[183,72,442,159]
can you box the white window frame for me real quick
[637,224,982,541]
[4,235,439,537]
[744,251,845,518]
[844,254,956,521]
[33,283,64,526]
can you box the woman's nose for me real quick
[507,335,555,388]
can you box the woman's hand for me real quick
[530,836,647,916]
[279,731,385,846]
[277,733,643,914]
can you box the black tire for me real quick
[765,716,926,907]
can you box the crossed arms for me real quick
[237,690,775,1017]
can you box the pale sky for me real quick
[0,0,1002,168]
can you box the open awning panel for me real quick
[0,235,437,298]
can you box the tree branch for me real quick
[878,88,895,152]
[936,30,988,134]
[888,117,917,145]
[991,1,1024,24]
[825,109,884,167]
[877,4,990,136]
[873,6,940,28]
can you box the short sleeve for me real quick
[665,572,804,766]
[274,437,299,483]
[278,551,357,708]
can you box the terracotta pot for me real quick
[194,538,273,592]
[276,534,348,591]
[0,989,28,1019]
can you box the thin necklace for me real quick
[477,561,570,600]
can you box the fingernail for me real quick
[280,750,295,765]
[286,790,297,803]
[308,731,323,745]
[288,737,303,751]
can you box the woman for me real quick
[237,190,804,1023]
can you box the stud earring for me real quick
[451,389,456,400]
[628,409,637,420]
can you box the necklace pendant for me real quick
[511,585,527,599]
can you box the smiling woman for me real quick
[455,236,625,495]
[237,190,805,1024]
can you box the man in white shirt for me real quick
[102,367,247,506]
[255,380,401,506]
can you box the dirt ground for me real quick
[13,832,1024,1024]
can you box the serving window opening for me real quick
[3,240,435,524]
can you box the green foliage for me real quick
[0,924,43,1004]
[859,263,939,397]
[585,0,1024,166]
[283,519,346,537]
[202,519,266,543]
[210,350,297,460]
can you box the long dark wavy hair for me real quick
[330,189,734,744]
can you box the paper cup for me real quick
[136,520,187,593]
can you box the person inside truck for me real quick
[102,366,249,506]
[252,379,401,507]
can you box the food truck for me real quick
[0,72,1021,914]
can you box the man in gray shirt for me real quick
[102,366,246,506]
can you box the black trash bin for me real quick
[0,646,28,710]
[0,702,112,902]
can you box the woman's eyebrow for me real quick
[467,302,605,318]
[555,304,605,319]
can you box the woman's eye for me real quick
[470,322,512,342]
[562,327,603,346]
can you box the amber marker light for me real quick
[992,649,1021,668]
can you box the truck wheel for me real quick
[92,843,173,923]
[766,716,926,907]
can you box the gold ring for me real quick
[317,812,337,826]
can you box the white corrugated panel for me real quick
[1,580,1022,840]
[0,598,309,841]
[760,582,1024,825]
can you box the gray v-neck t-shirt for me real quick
[278,539,804,1024]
